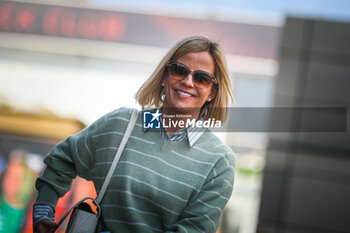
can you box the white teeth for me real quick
[177,90,191,96]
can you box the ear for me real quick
[207,85,217,102]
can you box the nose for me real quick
[181,73,195,87]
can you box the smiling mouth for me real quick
[176,89,194,97]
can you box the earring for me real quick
[160,84,165,102]
[208,98,211,102]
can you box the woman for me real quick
[34,36,235,233]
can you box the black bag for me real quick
[54,197,100,233]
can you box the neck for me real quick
[161,107,199,136]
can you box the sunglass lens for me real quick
[170,63,188,77]
[194,72,212,86]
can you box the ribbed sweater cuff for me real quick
[33,204,55,226]
[34,185,60,208]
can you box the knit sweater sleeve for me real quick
[34,109,113,208]
[166,149,235,233]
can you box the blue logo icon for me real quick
[143,110,161,129]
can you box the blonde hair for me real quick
[135,36,234,122]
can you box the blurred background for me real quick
[0,0,349,232]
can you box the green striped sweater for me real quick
[35,107,235,233]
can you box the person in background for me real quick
[0,150,39,233]
[33,36,235,233]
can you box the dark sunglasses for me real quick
[166,62,217,87]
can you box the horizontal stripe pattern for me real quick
[118,160,199,192]
[124,148,207,178]
[104,219,163,232]
[101,203,160,217]
[171,150,215,166]
[96,174,188,203]
[106,189,180,216]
